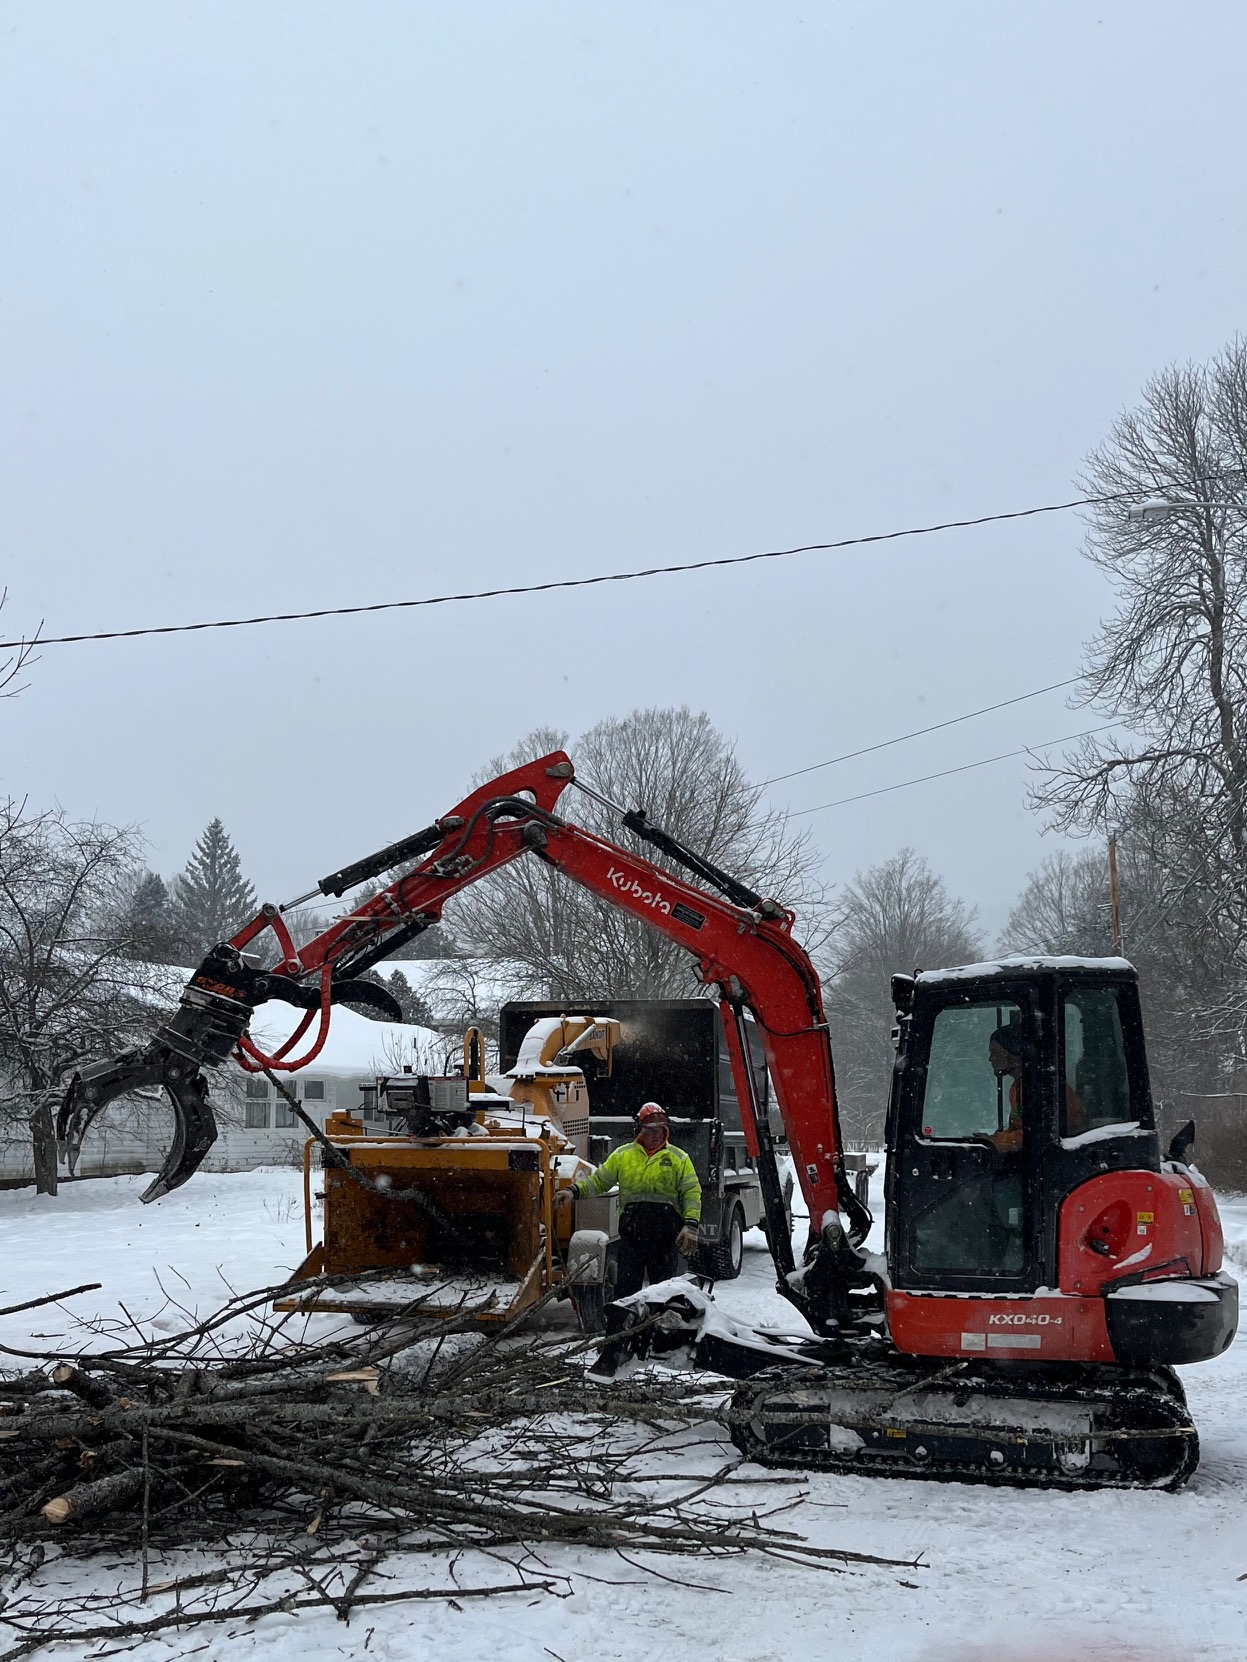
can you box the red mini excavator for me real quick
[60,752,1237,1488]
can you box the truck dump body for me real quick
[499,998,771,1134]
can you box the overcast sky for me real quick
[2,3,1245,946]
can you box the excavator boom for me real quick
[58,752,862,1332]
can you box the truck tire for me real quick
[572,1241,619,1335]
[692,1200,744,1281]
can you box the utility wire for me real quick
[762,676,1080,786]
[790,723,1122,815]
[0,487,1161,652]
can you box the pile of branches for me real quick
[0,1277,916,1656]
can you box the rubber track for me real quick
[728,1360,1199,1491]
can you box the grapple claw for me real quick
[138,1063,218,1202]
[57,936,405,1207]
[58,1047,220,1203]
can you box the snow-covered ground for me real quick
[0,1171,1243,1661]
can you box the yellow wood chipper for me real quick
[274,1018,623,1331]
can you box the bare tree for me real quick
[413,957,533,1057]
[0,803,151,1192]
[823,849,982,1146]
[998,837,1247,1185]
[999,848,1114,957]
[1034,340,1247,978]
[446,708,829,999]
[0,589,39,701]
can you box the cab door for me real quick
[888,983,1043,1293]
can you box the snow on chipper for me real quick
[60,751,1238,1490]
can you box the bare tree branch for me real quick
[447,708,830,999]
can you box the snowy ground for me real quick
[0,1170,1243,1662]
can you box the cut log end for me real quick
[40,1468,143,1526]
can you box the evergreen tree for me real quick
[386,968,434,1027]
[360,967,435,1027]
[172,819,257,962]
[123,870,181,964]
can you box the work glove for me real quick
[553,1187,576,1209]
[676,1224,699,1258]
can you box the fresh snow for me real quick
[1107,1278,1225,1303]
[0,1169,1244,1660]
[1058,1120,1145,1149]
[915,955,1135,982]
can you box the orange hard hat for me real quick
[636,1102,669,1127]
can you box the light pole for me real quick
[1125,497,1247,524]
[1107,834,1123,955]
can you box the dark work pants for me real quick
[599,1202,682,1366]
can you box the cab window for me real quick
[1060,987,1136,1137]
[920,1001,1022,1139]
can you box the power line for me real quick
[790,723,1121,815]
[762,677,1080,787]
[0,487,1157,652]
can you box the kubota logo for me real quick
[607,867,672,914]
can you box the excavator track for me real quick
[728,1359,1199,1491]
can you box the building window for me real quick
[275,1099,297,1128]
[245,1078,268,1101]
[304,1080,326,1101]
[245,1101,270,1129]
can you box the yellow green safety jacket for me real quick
[572,1138,701,1222]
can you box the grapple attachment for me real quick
[59,1048,219,1203]
[58,944,258,1203]
[57,942,407,1202]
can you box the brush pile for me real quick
[0,1273,913,1658]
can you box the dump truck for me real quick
[500,998,791,1281]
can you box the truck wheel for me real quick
[572,1242,618,1335]
[692,1201,745,1281]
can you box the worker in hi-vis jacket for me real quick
[557,1101,700,1377]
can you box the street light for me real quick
[1125,497,1247,524]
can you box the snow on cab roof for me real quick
[915,955,1134,984]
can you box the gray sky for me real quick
[3,2,1245,945]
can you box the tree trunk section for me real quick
[30,1100,59,1196]
[41,1468,142,1525]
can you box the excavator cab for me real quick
[885,957,1237,1374]
[886,959,1160,1294]
[728,957,1236,1490]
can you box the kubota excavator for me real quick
[59,752,1237,1488]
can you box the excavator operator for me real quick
[987,1020,1086,1151]
[558,1102,701,1378]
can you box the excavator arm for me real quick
[523,816,871,1279]
[58,752,866,1331]
[59,753,574,1200]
